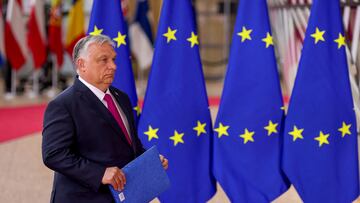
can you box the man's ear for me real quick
[76,58,86,72]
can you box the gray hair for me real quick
[72,34,115,63]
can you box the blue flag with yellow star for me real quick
[283,0,359,202]
[88,0,138,114]
[137,0,216,202]
[213,0,289,202]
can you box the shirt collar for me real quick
[78,76,110,101]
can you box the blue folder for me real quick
[108,146,170,203]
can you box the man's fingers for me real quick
[159,154,168,170]
[159,154,164,162]
[112,175,122,191]
[114,168,126,191]
[118,169,126,185]
[102,167,127,191]
[162,158,169,170]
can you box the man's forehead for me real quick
[88,42,114,50]
[88,43,116,56]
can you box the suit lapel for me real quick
[74,79,133,149]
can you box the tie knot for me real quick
[104,94,113,103]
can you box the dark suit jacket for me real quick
[42,78,145,203]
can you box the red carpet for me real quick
[0,104,47,143]
[0,95,289,143]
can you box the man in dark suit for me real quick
[42,34,168,203]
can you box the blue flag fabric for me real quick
[88,0,138,114]
[282,0,359,202]
[137,0,216,202]
[0,55,4,67]
[213,0,289,202]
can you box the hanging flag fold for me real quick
[137,0,216,202]
[5,0,27,70]
[65,0,85,55]
[28,0,47,68]
[48,0,63,67]
[213,0,289,202]
[283,0,359,202]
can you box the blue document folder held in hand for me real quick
[108,146,170,203]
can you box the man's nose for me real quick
[108,61,116,70]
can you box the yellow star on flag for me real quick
[133,105,141,116]
[193,121,206,136]
[237,26,252,42]
[311,27,325,44]
[314,131,330,147]
[113,32,127,47]
[89,25,103,36]
[144,125,159,141]
[169,130,185,146]
[264,120,278,136]
[239,128,255,144]
[214,123,230,138]
[262,32,273,48]
[338,122,351,138]
[163,27,177,43]
[289,125,304,141]
[334,33,346,49]
[187,32,199,48]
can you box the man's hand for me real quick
[159,154,168,170]
[102,167,126,191]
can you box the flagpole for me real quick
[9,69,16,99]
[47,54,58,98]
[29,69,39,98]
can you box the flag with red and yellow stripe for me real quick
[65,0,85,55]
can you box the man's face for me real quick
[77,42,117,91]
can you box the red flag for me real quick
[27,0,47,68]
[48,0,63,67]
[5,0,27,70]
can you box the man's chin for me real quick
[104,79,114,85]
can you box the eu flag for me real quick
[213,0,289,202]
[88,0,139,115]
[137,0,216,202]
[283,0,359,202]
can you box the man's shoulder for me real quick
[50,85,76,105]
